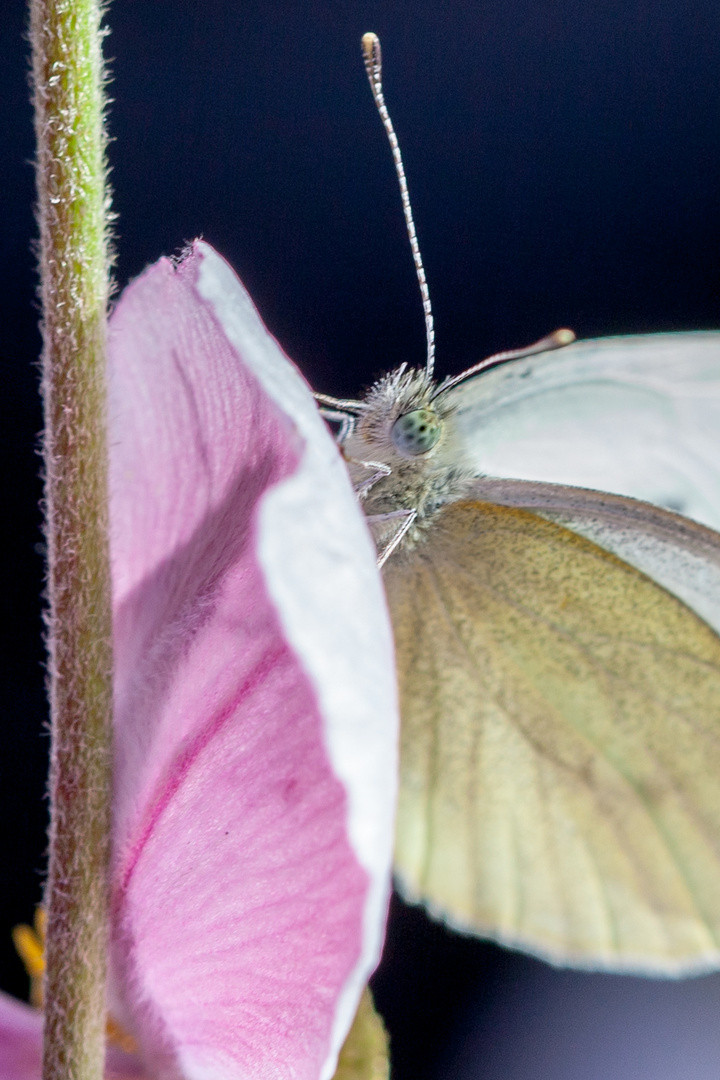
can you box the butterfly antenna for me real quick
[312,391,368,414]
[431,328,576,398]
[362,32,436,380]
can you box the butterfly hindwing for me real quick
[385,498,720,972]
[471,478,720,637]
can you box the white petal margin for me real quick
[195,242,398,1079]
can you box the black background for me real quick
[3,1,720,1077]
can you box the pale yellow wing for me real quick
[470,478,720,637]
[333,989,389,1080]
[385,499,720,973]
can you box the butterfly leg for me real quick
[340,456,393,498]
[318,408,356,443]
[367,508,417,568]
[354,461,393,497]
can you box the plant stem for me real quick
[29,1,113,1078]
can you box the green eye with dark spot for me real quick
[391,408,442,456]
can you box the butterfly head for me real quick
[347,365,453,463]
[330,365,472,558]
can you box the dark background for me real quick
[4,1,720,1077]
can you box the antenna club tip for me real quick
[553,328,576,346]
[362,32,379,58]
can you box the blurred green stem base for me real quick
[29,1,114,1078]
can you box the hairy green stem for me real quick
[29,1,113,1078]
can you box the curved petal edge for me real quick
[107,242,398,1080]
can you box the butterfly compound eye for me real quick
[391,408,442,456]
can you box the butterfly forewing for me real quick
[441,333,720,531]
[386,499,720,972]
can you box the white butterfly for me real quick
[314,34,720,974]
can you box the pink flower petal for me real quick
[0,993,41,1080]
[0,994,144,1080]
[107,244,398,1080]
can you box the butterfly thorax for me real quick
[341,365,474,551]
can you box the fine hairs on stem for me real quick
[29,0,114,1078]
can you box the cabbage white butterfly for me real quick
[318,33,720,974]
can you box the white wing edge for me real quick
[393,870,720,976]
